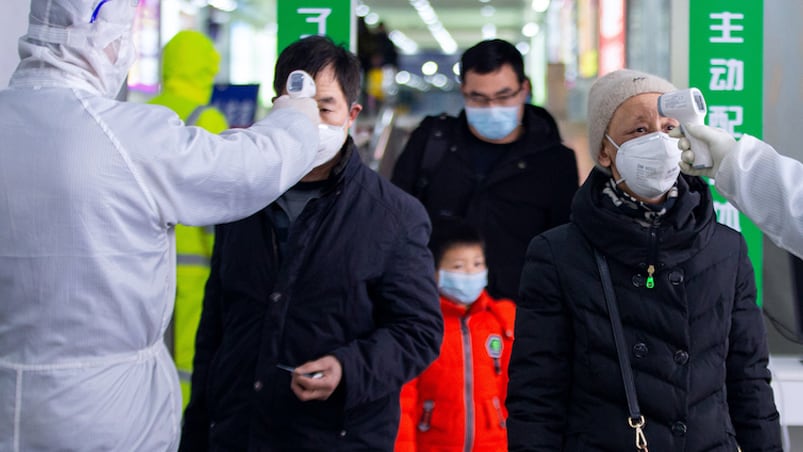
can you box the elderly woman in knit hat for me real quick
[506,69,781,451]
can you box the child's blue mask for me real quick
[465,105,520,141]
[438,269,488,305]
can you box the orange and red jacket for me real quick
[396,289,515,452]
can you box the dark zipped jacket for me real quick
[507,169,782,451]
[391,105,578,302]
[179,141,444,451]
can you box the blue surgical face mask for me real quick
[438,269,488,305]
[465,105,520,141]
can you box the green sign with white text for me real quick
[276,0,355,54]
[689,1,764,304]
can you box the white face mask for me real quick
[606,131,681,199]
[438,269,488,305]
[312,119,348,167]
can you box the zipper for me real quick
[460,316,474,452]
[645,228,659,289]
[418,400,434,432]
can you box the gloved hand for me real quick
[272,95,320,126]
[670,123,737,178]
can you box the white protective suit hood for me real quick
[10,0,139,97]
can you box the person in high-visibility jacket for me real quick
[148,30,228,409]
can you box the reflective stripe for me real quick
[177,369,192,383]
[176,253,210,267]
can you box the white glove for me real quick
[271,95,320,126]
[670,123,737,178]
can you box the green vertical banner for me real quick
[689,1,764,304]
[276,0,355,54]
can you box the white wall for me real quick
[0,2,29,87]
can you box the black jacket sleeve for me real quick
[329,201,443,409]
[178,226,226,452]
[547,144,579,229]
[726,237,783,451]
[506,234,572,451]
[390,116,434,194]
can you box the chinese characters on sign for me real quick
[690,1,764,303]
[276,0,355,54]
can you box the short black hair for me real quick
[429,218,485,267]
[459,39,526,84]
[273,35,362,105]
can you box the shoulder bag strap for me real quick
[593,248,650,452]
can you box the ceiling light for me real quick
[516,41,530,55]
[388,30,419,55]
[355,4,370,17]
[421,61,439,76]
[365,12,379,25]
[452,62,461,76]
[481,6,495,17]
[482,23,497,39]
[207,0,236,12]
[531,0,550,13]
[522,22,540,37]
[409,0,458,54]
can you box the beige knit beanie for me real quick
[587,69,677,172]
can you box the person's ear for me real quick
[598,141,615,168]
[346,103,362,128]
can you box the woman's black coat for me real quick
[507,169,782,451]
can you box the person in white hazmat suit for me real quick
[675,124,803,260]
[0,0,325,450]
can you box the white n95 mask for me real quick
[607,132,681,199]
[312,120,348,167]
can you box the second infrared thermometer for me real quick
[657,88,710,169]
[286,70,316,98]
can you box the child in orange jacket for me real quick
[396,220,516,451]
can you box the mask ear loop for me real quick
[605,135,627,186]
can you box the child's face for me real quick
[438,244,486,277]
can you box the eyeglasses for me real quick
[463,86,523,107]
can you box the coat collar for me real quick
[572,168,717,268]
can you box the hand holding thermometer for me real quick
[657,88,710,168]
[287,70,316,98]
[276,363,324,379]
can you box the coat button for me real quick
[668,269,684,285]
[449,145,458,152]
[269,292,282,303]
[517,161,527,169]
[674,349,689,365]
[339,429,347,437]
[671,421,687,436]
[254,380,263,392]
[632,342,648,358]
[632,274,645,287]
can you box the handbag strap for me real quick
[594,249,649,451]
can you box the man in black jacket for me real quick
[391,39,578,302]
[179,36,443,451]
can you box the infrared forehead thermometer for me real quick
[286,70,316,98]
[657,88,711,169]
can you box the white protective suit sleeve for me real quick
[714,134,803,259]
[93,96,319,228]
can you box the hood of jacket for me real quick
[572,168,717,269]
[160,30,220,105]
[9,0,138,98]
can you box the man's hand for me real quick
[290,355,342,402]
[671,123,736,178]
[272,95,319,126]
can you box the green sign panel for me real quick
[276,0,355,54]
[689,1,764,304]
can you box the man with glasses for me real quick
[392,38,578,303]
